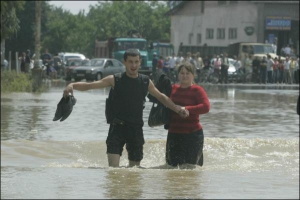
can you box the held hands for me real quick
[175,105,189,118]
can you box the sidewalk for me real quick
[198,82,299,89]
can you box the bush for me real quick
[1,70,33,92]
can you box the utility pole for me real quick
[34,1,41,69]
[32,1,42,92]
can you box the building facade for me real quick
[167,1,299,56]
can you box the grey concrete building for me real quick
[167,1,299,56]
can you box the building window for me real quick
[197,34,202,44]
[228,28,237,39]
[189,33,193,44]
[201,1,204,13]
[217,28,225,39]
[206,29,214,39]
[218,1,226,5]
[229,1,238,4]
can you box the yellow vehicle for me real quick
[228,42,283,61]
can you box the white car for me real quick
[60,52,86,66]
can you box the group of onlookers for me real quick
[153,50,299,85]
[245,54,299,84]
[18,49,62,79]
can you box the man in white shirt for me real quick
[169,53,176,72]
[284,45,291,56]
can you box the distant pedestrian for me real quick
[19,52,26,73]
[157,55,164,73]
[266,54,274,83]
[260,56,267,84]
[53,53,62,77]
[283,57,291,84]
[25,50,31,73]
[220,53,229,84]
[252,56,260,83]
[41,49,52,77]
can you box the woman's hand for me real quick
[175,105,189,118]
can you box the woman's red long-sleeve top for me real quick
[168,84,210,134]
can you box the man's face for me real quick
[123,55,141,77]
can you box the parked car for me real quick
[210,57,236,82]
[72,58,125,81]
[59,52,85,71]
[228,58,237,82]
[64,58,90,81]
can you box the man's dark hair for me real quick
[123,49,141,61]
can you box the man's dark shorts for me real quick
[106,120,145,162]
[166,129,204,167]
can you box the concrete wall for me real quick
[171,1,258,54]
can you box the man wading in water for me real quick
[63,49,188,167]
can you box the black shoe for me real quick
[60,95,77,122]
[53,97,65,121]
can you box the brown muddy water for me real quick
[1,81,299,199]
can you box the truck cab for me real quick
[228,42,283,61]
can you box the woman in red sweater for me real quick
[166,62,210,168]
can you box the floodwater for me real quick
[1,81,299,199]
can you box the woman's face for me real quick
[178,67,194,85]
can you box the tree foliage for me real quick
[1,1,25,40]
[5,1,50,55]
[5,1,170,59]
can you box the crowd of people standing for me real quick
[18,48,61,79]
[152,50,299,85]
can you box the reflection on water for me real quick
[104,169,143,199]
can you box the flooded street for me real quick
[1,81,299,199]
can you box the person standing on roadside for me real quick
[25,49,31,73]
[63,49,189,168]
[169,53,176,73]
[272,57,279,84]
[213,55,221,83]
[289,57,296,84]
[152,52,158,82]
[41,49,52,77]
[166,62,210,168]
[220,53,229,84]
[266,54,274,84]
[19,52,26,73]
[52,53,62,78]
[278,58,285,84]
[158,55,164,74]
[283,56,291,84]
[260,56,268,84]
[252,56,260,83]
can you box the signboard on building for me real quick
[266,16,291,30]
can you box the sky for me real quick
[49,1,99,15]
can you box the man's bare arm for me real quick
[147,80,188,117]
[63,75,114,97]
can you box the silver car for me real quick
[72,58,125,81]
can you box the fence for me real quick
[5,51,21,73]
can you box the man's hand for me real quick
[63,84,73,97]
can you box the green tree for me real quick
[42,8,97,58]
[1,1,25,66]
[5,1,51,58]
[1,1,25,39]
[87,1,170,41]
[4,1,171,60]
